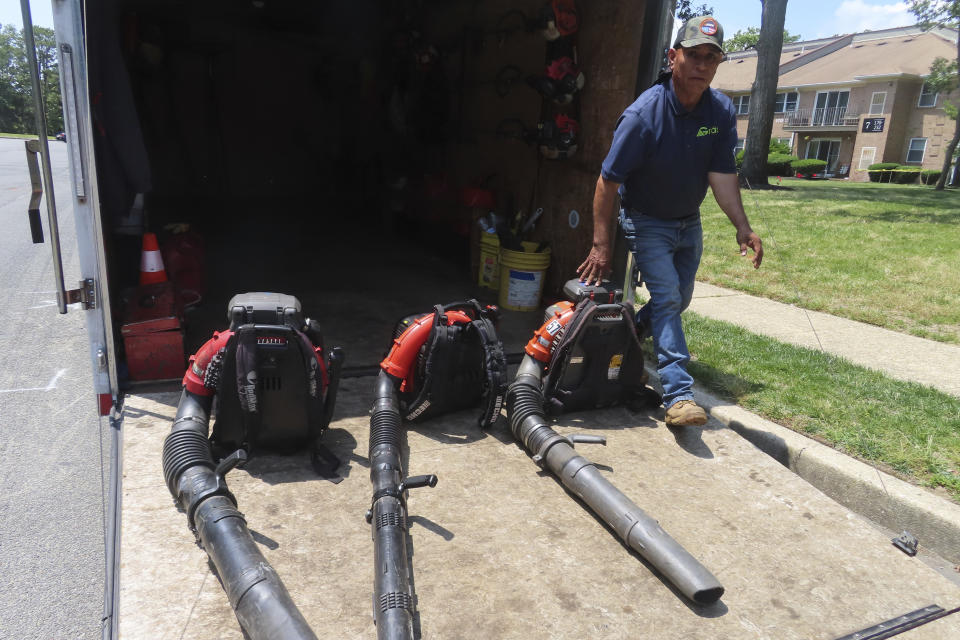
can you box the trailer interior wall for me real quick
[88,0,650,368]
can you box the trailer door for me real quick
[22,0,118,415]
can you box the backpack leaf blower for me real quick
[162,292,345,640]
[505,280,725,605]
[368,300,506,639]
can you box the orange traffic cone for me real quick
[139,232,168,285]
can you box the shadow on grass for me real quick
[740,182,796,192]
[829,207,960,224]
[765,182,960,213]
[688,361,766,403]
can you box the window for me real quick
[732,95,750,115]
[813,90,850,125]
[806,139,842,172]
[734,138,745,155]
[858,147,877,170]
[774,91,798,113]
[918,83,938,107]
[906,138,927,163]
[869,92,887,115]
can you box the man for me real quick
[577,15,763,427]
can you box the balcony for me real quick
[782,107,861,131]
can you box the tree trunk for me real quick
[934,33,960,191]
[935,121,959,190]
[740,0,788,188]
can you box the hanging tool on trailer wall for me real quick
[526,56,585,104]
[492,114,580,160]
[538,0,579,41]
[506,279,724,605]
[537,113,579,159]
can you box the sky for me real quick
[0,0,53,29]
[700,0,918,42]
[0,0,920,41]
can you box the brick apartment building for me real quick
[712,25,960,181]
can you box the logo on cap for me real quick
[700,18,719,36]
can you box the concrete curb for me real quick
[691,382,960,566]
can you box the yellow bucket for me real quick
[498,243,551,311]
[478,231,500,289]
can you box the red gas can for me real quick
[161,229,205,307]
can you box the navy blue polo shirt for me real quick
[601,74,737,220]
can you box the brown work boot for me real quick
[664,400,708,427]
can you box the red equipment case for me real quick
[120,281,185,381]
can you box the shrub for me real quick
[769,139,792,155]
[767,153,798,177]
[736,143,797,173]
[921,169,942,185]
[791,158,828,178]
[892,166,921,184]
[867,162,900,183]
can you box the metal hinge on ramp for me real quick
[65,279,96,310]
[835,604,960,640]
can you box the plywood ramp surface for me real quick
[119,383,960,639]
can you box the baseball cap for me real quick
[673,15,724,52]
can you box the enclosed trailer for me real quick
[42,0,672,411]
[24,1,960,639]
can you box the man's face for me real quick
[668,44,724,96]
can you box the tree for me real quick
[0,23,62,135]
[724,26,800,53]
[909,1,960,190]
[0,24,30,133]
[676,1,715,22]
[33,27,63,135]
[740,0,789,188]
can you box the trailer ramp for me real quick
[119,385,960,639]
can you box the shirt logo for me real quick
[697,126,719,137]
[700,19,719,36]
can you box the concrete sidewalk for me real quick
[636,280,960,568]
[684,281,960,397]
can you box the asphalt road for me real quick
[0,137,107,640]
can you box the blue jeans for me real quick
[620,211,703,408]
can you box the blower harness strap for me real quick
[381,300,507,428]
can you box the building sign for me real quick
[862,117,885,133]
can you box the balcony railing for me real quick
[782,107,861,128]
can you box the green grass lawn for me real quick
[0,132,56,140]
[699,178,960,343]
[676,312,960,501]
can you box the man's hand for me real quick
[708,172,763,270]
[737,229,763,269]
[578,176,621,286]
[576,242,611,285]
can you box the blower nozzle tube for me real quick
[368,371,435,640]
[163,388,318,640]
[506,355,724,605]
